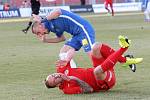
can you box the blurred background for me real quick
[0,0,142,10]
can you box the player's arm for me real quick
[38,34,66,43]
[69,76,93,93]
[94,65,106,80]
[46,8,62,20]
[32,9,62,22]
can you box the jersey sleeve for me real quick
[62,86,82,94]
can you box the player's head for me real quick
[44,73,63,88]
[32,22,48,35]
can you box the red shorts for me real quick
[96,70,116,90]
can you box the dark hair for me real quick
[44,79,56,88]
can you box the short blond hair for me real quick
[31,22,40,34]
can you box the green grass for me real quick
[0,12,150,100]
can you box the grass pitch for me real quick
[0,12,150,100]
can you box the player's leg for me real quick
[60,45,75,60]
[96,70,116,90]
[91,43,126,67]
[91,41,143,72]
[99,35,143,72]
[144,10,150,21]
[109,2,114,16]
[93,43,126,62]
[144,2,150,22]
[148,2,150,19]
[22,5,40,33]
[92,44,117,90]
[59,45,77,68]
[94,47,128,80]
[78,28,95,63]
[104,1,110,13]
[60,30,95,68]
[94,35,143,79]
[59,36,83,68]
[22,17,33,33]
[94,35,130,80]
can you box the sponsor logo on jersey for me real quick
[82,39,88,46]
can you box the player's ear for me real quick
[44,79,50,88]
[31,22,37,34]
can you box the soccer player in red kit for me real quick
[44,36,143,94]
[104,0,114,16]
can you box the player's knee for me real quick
[60,45,75,53]
[94,66,105,80]
[92,43,100,55]
[59,53,68,60]
[91,42,101,57]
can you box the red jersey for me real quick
[57,63,115,94]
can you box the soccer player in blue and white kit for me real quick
[142,0,150,22]
[32,8,95,66]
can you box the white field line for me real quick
[0,12,143,23]
[82,12,143,18]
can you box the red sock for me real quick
[105,6,110,12]
[100,44,126,63]
[100,47,127,72]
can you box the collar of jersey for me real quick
[43,21,55,33]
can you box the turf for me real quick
[0,12,150,100]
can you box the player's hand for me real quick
[60,73,70,81]
[32,14,41,22]
[56,60,68,67]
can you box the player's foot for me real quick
[126,57,143,65]
[112,12,114,16]
[112,13,114,16]
[122,55,143,72]
[125,55,136,72]
[22,29,28,34]
[123,55,137,72]
[107,12,111,16]
[118,35,131,48]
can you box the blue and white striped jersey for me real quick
[43,9,95,38]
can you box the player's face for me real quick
[46,73,63,87]
[34,23,48,35]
